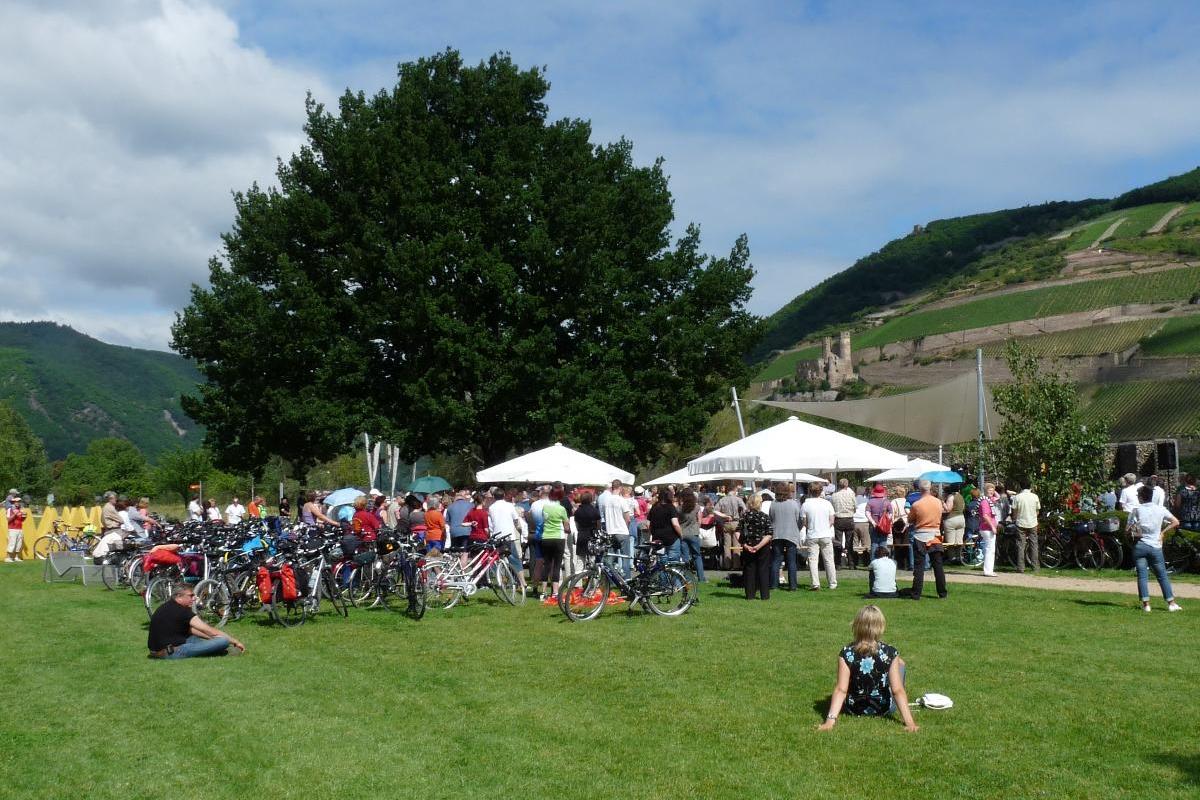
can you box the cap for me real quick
[368,488,383,496]
[633,485,645,496]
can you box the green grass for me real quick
[980,320,1164,357]
[1140,315,1200,356]
[3,564,1199,799]
[1082,379,1200,439]
[754,345,821,381]
[1167,203,1200,232]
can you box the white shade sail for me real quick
[688,416,909,475]
[476,443,634,486]
[866,458,952,483]
[644,467,826,487]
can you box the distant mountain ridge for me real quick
[0,322,201,460]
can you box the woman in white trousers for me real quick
[980,485,998,576]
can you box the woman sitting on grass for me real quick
[818,605,919,732]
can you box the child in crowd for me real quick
[867,546,898,598]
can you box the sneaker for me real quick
[829,583,838,590]
[1168,602,1183,612]
[1142,603,1152,613]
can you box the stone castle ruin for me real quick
[797,331,857,389]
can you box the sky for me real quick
[2,0,1199,351]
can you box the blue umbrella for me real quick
[920,470,964,484]
[323,487,365,507]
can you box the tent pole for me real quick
[976,348,985,488]
[731,387,747,439]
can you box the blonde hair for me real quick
[353,496,367,510]
[747,494,762,511]
[851,605,886,656]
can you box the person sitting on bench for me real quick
[148,585,245,659]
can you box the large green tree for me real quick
[0,401,51,497]
[992,343,1110,510]
[173,50,760,472]
[54,438,152,504]
[153,447,214,503]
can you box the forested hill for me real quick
[0,322,201,460]
[749,165,1200,364]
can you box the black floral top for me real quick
[739,509,773,547]
[840,642,899,716]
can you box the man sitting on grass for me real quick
[148,585,245,659]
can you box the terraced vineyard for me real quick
[1139,314,1200,356]
[980,320,1164,357]
[1082,379,1200,440]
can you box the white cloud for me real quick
[0,0,330,348]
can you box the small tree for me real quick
[153,447,214,504]
[992,343,1110,510]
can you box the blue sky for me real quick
[2,0,1199,349]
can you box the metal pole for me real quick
[731,387,747,439]
[977,348,985,488]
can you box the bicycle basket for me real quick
[1095,517,1120,534]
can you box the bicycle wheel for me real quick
[1000,537,1019,569]
[403,563,427,620]
[232,571,262,612]
[78,534,99,554]
[559,569,610,622]
[193,579,231,627]
[100,558,125,591]
[270,580,307,627]
[1073,538,1102,571]
[422,560,461,610]
[1100,536,1124,570]
[645,566,694,617]
[145,577,176,619]
[491,562,519,605]
[32,535,61,560]
[348,562,376,607]
[962,541,984,568]
[322,573,350,618]
[1163,540,1194,574]
[127,558,147,594]
[1041,536,1065,569]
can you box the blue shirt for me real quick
[446,499,473,539]
[336,505,354,523]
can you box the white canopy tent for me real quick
[476,442,635,486]
[644,467,826,487]
[688,416,908,476]
[866,458,952,483]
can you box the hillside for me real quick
[0,322,201,461]
[752,166,1200,366]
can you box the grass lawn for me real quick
[2,563,1198,799]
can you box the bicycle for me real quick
[1040,513,1103,571]
[1162,527,1200,574]
[193,545,267,627]
[421,534,524,610]
[558,537,695,622]
[269,543,350,628]
[32,520,98,560]
[352,533,428,619]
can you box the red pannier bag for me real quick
[143,548,183,572]
[279,563,299,601]
[256,566,273,604]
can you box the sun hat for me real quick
[871,484,887,498]
[634,485,645,496]
[368,488,383,496]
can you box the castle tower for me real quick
[822,336,833,358]
[838,331,851,362]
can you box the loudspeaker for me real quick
[1115,443,1138,476]
[1157,441,1178,471]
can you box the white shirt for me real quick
[801,496,835,540]
[187,500,203,521]
[488,499,520,537]
[853,500,869,524]
[206,506,221,521]
[1151,485,1166,507]
[598,490,630,536]
[1119,483,1142,511]
[1129,504,1175,549]
[869,557,898,594]
[224,503,246,524]
[119,509,135,533]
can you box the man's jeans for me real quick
[910,536,946,599]
[680,536,705,582]
[608,533,632,579]
[1017,526,1039,572]
[771,539,798,589]
[807,537,837,588]
[167,635,231,659]
[1134,541,1175,602]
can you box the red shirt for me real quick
[465,507,490,541]
[7,506,26,531]
[353,509,382,542]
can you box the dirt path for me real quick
[1091,217,1127,248]
[1148,204,1187,234]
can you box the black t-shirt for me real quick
[574,502,602,557]
[648,503,680,543]
[148,599,194,651]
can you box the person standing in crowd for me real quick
[1011,480,1041,574]
[599,480,632,578]
[817,605,919,732]
[621,485,639,555]
[865,484,890,560]
[678,488,706,587]
[487,489,525,589]
[5,495,26,562]
[423,496,446,555]
[277,495,291,521]
[538,487,570,601]
[224,496,246,525]
[301,491,336,526]
[446,490,473,550]
[802,482,837,591]
[3,489,16,511]
[978,486,998,576]
[1175,474,1199,531]
[867,546,899,598]
[716,486,746,569]
[768,485,802,591]
[831,479,857,567]
[907,480,947,600]
[648,487,683,562]
[848,492,869,568]
[1099,482,1118,512]
[738,493,774,600]
[1118,473,1142,512]
[101,491,122,541]
[1127,483,1183,612]
[187,494,203,522]
[351,495,381,543]
[205,498,221,523]
[528,486,550,591]
[572,490,602,562]
[942,485,966,566]
[889,486,911,571]
[1149,475,1166,507]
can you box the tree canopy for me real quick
[0,400,51,497]
[173,49,760,472]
